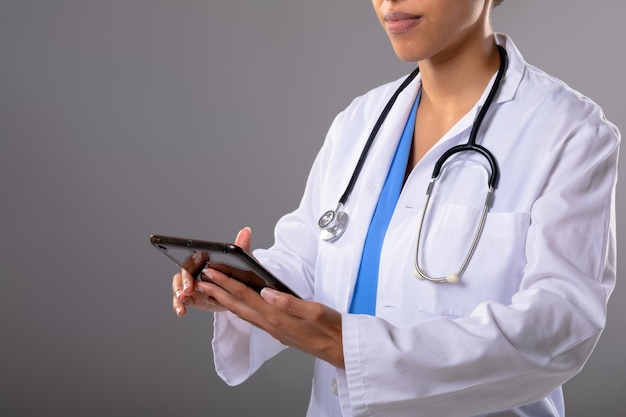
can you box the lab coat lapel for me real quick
[329,76,421,312]
[322,34,527,313]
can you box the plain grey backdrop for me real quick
[1,1,624,416]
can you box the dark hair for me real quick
[494,0,503,6]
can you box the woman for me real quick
[172,1,620,416]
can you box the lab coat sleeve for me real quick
[211,110,342,386]
[339,121,620,416]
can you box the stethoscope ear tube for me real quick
[430,45,507,190]
[318,66,421,242]
[414,45,507,283]
[336,66,422,207]
[320,44,509,282]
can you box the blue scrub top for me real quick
[349,91,420,315]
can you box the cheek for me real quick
[449,1,485,32]
[430,0,483,33]
[371,1,384,28]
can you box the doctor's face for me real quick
[371,0,493,63]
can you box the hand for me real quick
[171,227,252,317]
[196,265,345,369]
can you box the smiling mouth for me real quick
[384,12,423,34]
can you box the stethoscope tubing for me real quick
[338,66,421,207]
[414,45,508,283]
[319,45,509,285]
[430,45,508,190]
[316,66,420,242]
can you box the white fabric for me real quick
[211,34,620,417]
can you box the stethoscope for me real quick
[318,45,508,284]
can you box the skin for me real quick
[172,227,345,368]
[370,0,501,168]
[172,0,499,369]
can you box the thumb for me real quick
[234,227,252,253]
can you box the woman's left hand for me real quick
[195,269,344,369]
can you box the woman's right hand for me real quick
[171,227,252,317]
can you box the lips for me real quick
[384,11,422,34]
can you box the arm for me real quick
[339,122,620,416]
[197,269,344,369]
[203,110,347,385]
[171,226,338,385]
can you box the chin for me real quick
[391,48,422,63]
[388,40,427,63]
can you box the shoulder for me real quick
[521,66,619,152]
[522,64,607,122]
[501,34,618,137]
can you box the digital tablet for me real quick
[150,234,300,298]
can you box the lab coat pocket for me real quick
[414,203,530,319]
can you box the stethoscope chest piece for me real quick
[318,205,349,242]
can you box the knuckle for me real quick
[278,295,298,313]
[230,287,247,301]
[309,304,325,320]
[279,296,296,312]
[265,314,284,328]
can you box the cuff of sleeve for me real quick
[337,313,364,417]
[212,310,289,386]
[212,311,253,386]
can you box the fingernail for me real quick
[261,287,277,302]
[175,290,183,300]
[201,269,213,281]
[176,307,183,316]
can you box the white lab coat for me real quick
[211,34,620,417]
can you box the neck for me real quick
[418,32,501,115]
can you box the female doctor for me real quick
[171,0,620,416]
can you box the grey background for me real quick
[1,1,624,416]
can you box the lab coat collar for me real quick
[417,33,526,149]
[330,34,527,311]
[494,32,525,104]
[360,32,526,158]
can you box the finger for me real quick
[260,287,307,318]
[194,280,229,312]
[180,267,196,296]
[234,227,252,253]
[172,272,187,316]
[172,271,183,296]
[205,267,259,304]
[173,293,186,317]
[172,271,187,302]
[184,286,229,313]
[202,268,268,321]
